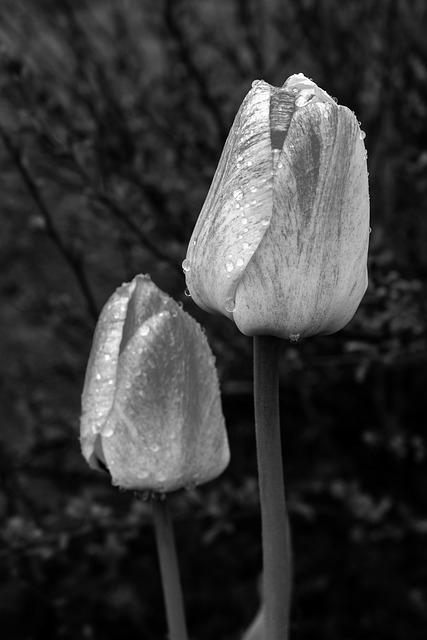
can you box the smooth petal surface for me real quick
[80,275,229,491]
[184,74,369,338]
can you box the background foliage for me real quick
[1,1,426,638]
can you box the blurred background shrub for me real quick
[0,1,426,639]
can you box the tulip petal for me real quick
[233,102,369,338]
[100,308,229,491]
[80,280,136,468]
[185,81,277,316]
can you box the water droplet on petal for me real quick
[102,424,114,438]
[236,257,244,267]
[360,130,366,140]
[251,186,258,193]
[141,325,150,336]
[184,288,191,297]
[235,203,241,209]
[247,160,253,167]
[243,242,249,249]
[233,188,244,201]
[260,218,269,226]
[251,199,257,205]
[242,217,248,225]
[182,258,191,272]
[104,354,111,361]
[277,162,283,169]
[225,261,234,273]
[289,333,300,342]
[95,373,101,380]
[369,227,372,234]
[225,297,236,313]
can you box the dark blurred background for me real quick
[1,1,426,639]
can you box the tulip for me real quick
[183,73,370,340]
[80,274,229,492]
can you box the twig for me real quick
[0,125,99,321]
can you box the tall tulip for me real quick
[183,73,369,340]
[184,73,370,640]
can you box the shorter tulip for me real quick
[80,275,229,492]
[183,73,370,339]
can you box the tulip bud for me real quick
[80,275,229,492]
[183,73,370,339]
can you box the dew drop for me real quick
[251,199,257,205]
[369,227,372,234]
[242,217,248,225]
[136,470,149,480]
[247,160,253,167]
[237,155,243,162]
[236,257,244,267]
[184,288,191,297]
[243,242,249,249]
[277,162,283,169]
[140,325,150,336]
[225,261,235,273]
[260,218,269,226]
[182,258,191,272]
[250,186,258,193]
[104,354,111,361]
[237,234,243,240]
[289,333,300,342]
[102,424,114,438]
[225,297,236,313]
[233,188,244,201]
[360,130,366,140]
[235,203,241,209]
[95,373,101,380]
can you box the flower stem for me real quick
[253,335,292,640]
[152,496,189,640]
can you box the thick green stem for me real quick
[152,496,189,640]
[253,335,292,640]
